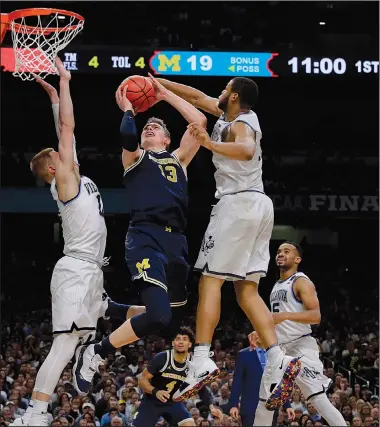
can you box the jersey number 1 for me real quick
[97,195,104,216]
[166,381,177,393]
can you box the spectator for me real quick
[100,407,127,426]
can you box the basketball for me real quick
[119,75,156,114]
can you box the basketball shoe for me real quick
[73,343,105,395]
[173,352,220,402]
[265,355,302,411]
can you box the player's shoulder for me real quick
[153,350,170,363]
[293,272,315,289]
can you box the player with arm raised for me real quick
[250,242,346,426]
[72,75,207,396]
[157,78,301,409]
[11,59,144,427]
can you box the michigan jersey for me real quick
[148,350,188,404]
[270,272,313,345]
[123,150,188,232]
[211,110,263,198]
[50,176,107,265]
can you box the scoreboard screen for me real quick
[1,46,378,78]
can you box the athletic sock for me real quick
[266,344,283,370]
[94,336,117,359]
[193,344,211,362]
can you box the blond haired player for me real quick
[11,58,143,426]
[251,242,346,426]
[157,77,301,409]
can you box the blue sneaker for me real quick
[73,343,105,396]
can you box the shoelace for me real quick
[90,353,105,374]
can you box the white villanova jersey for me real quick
[51,176,107,266]
[211,110,263,198]
[270,272,313,345]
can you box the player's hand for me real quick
[55,57,71,81]
[286,407,296,421]
[115,85,135,115]
[211,406,224,419]
[248,331,262,350]
[155,390,171,403]
[272,312,288,325]
[35,78,59,104]
[148,72,168,103]
[187,123,212,149]
[230,407,239,419]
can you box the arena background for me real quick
[0,2,379,426]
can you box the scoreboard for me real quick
[1,46,378,78]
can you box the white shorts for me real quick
[51,256,105,341]
[194,191,274,282]
[260,337,332,401]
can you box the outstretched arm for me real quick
[36,77,79,166]
[156,78,222,117]
[149,74,206,168]
[55,57,75,169]
[187,121,256,161]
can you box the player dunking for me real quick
[11,59,144,427]
[72,76,207,395]
[133,327,196,427]
[251,242,346,426]
[157,77,301,408]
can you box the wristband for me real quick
[152,387,159,397]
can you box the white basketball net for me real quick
[10,12,84,81]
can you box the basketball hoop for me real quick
[0,8,84,81]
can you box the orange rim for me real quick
[3,8,84,35]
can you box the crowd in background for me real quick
[1,248,378,426]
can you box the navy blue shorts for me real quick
[125,224,189,306]
[133,398,192,427]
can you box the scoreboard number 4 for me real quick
[88,56,99,68]
[135,57,145,69]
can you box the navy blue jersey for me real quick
[147,350,188,404]
[123,150,188,232]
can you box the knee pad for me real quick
[146,305,172,331]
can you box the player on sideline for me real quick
[133,327,196,427]
[72,75,207,395]
[250,242,346,426]
[156,77,300,407]
[11,59,144,427]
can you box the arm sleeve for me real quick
[229,351,244,407]
[147,352,167,376]
[120,110,139,151]
[52,103,79,165]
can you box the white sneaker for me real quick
[173,352,219,402]
[73,343,105,396]
[265,355,302,411]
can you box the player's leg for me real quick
[169,402,196,426]
[295,355,345,426]
[74,283,171,395]
[100,290,146,321]
[236,194,301,410]
[132,399,162,427]
[11,333,79,426]
[253,364,276,426]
